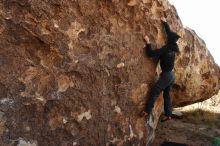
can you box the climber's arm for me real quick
[161,17,172,36]
[143,35,166,57]
[144,44,166,57]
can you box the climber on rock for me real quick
[140,17,180,122]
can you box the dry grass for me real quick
[182,109,219,126]
[174,91,220,126]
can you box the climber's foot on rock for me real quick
[161,116,172,122]
[140,111,149,118]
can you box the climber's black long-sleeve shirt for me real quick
[145,21,180,73]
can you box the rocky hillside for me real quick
[0,0,219,146]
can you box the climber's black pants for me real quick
[145,71,175,117]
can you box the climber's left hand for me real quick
[144,35,150,43]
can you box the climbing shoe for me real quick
[161,116,172,122]
[140,111,149,118]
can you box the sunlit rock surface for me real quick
[173,28,220,106]
[0,0,219,145]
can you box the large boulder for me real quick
[0,0,219,146]
[174,28,220,106]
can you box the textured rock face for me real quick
[0,0,219,146]
[173,28,220,106]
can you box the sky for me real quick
[169,0,220,66]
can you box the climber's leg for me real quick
[144,72,174,114]
[161,82,174,122]
[163,82,173,117]
[144,84,162,114]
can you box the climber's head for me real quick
[167,31,180,43]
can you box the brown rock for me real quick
[0,0,219,146]
[173,28,220,106]
[128,0,138,6]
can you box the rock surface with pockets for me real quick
[0,0,219,145]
